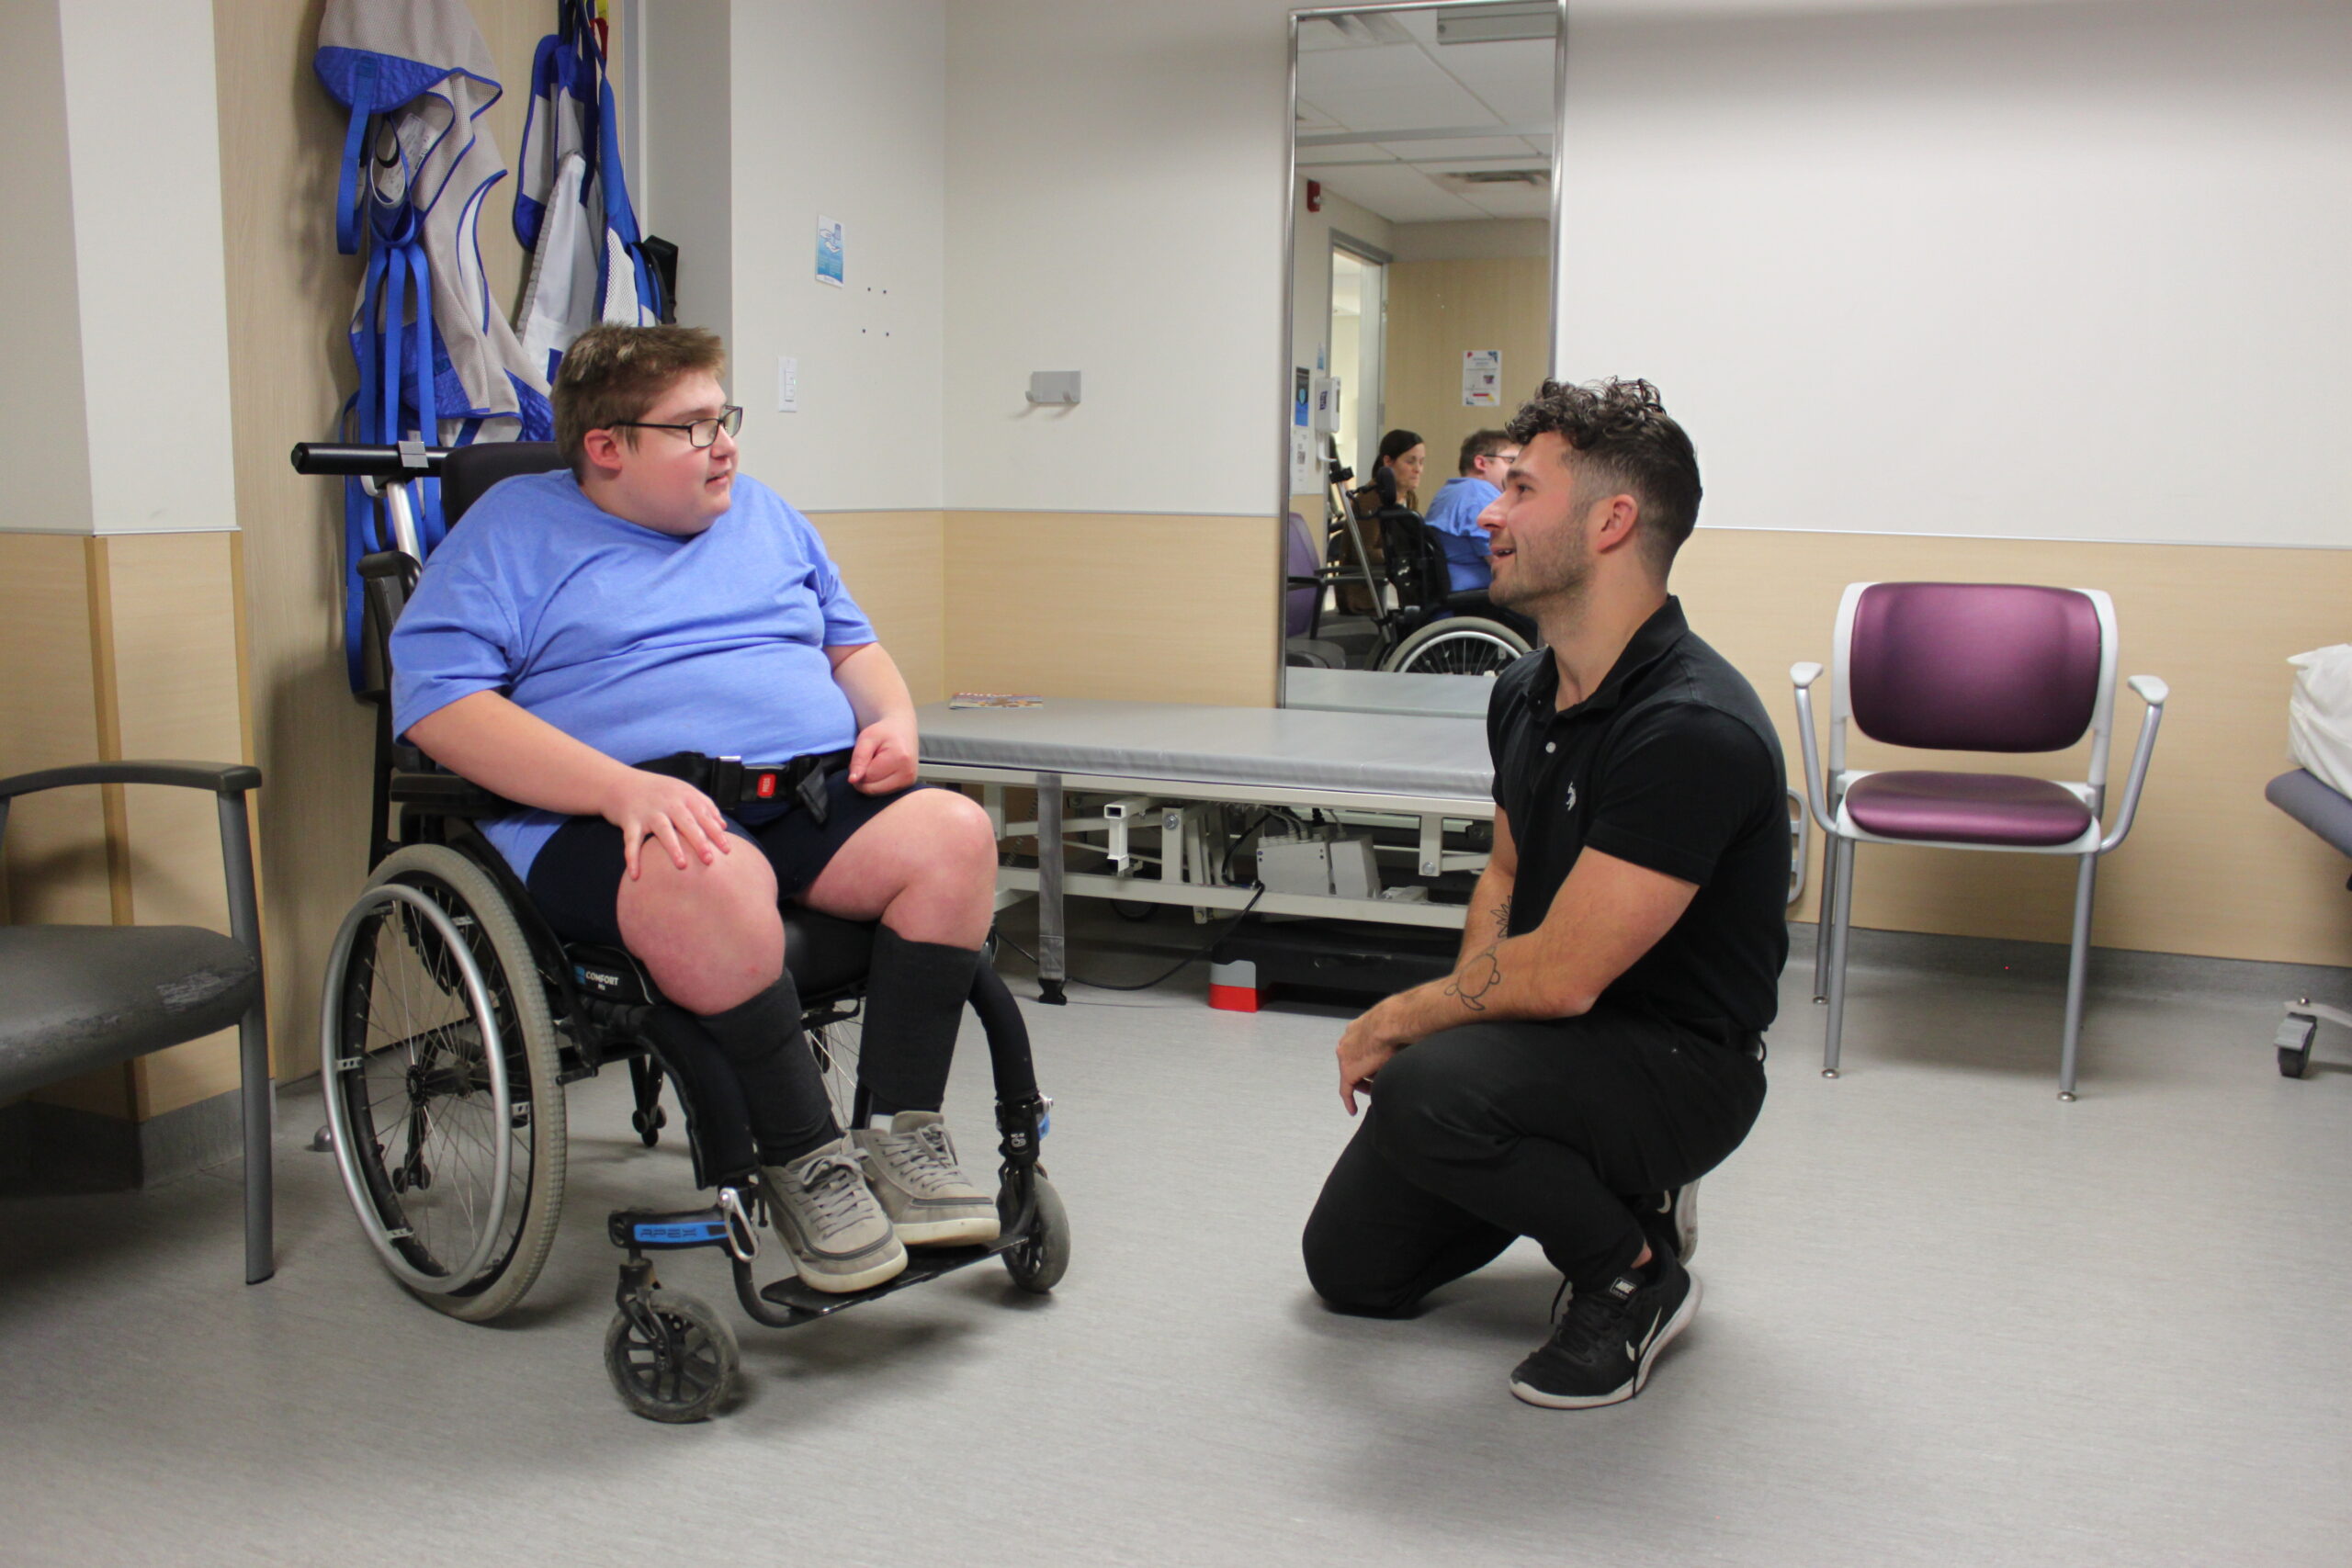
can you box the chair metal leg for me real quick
[2058,852,2099,1102]
[1812,823,1842,1003]
[1823,837,1858,1078]
[238,1000,276,1283]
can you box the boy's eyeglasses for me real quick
[611,405,744,448]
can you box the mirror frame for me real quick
[1275,0,1568,703]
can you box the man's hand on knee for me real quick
[1337,1002,1413,1115]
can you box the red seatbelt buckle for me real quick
[754,772,777,799]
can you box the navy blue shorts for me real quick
[523,772,930,950]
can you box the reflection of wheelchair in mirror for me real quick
[292,440,1067,1423]
[1290,457,1534,677]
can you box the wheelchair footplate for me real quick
[601,1092,1069,1421]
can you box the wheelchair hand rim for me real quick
[320,880,517,1293]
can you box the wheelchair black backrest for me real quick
[1374,503,1451,615]
[440,441,565,527]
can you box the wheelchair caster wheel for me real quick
[605,1291,738,1424]
[1001,1174,1070,1294]
[632,1105,667,1147]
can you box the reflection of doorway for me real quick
[1329,240,1386,482]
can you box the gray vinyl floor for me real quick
[5,912,2351,1567]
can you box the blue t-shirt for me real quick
[390,470,876,877]
[1423,476,1500,592]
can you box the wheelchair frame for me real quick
[293,440,1067,1422]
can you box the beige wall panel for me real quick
[944,513,1281,707]
[808,512,947,705]
[1382,254,1550,491]
[0,535,127,1116]
[1674,529,2352,965]
[212,0,548,1082]
[0,535,109,928]
[105,533,248,1118]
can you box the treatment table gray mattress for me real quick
[916,698,1492,801]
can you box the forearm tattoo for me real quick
[1444,904,1511,1012]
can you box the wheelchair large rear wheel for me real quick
[321,844,567,1322]
[806,1004,864,1130]
[1380,616,1528,676]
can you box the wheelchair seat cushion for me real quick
[781,908,875,1000]
[0,925,260,1100]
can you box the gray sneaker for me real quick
[854,1111,1001,1247]
[762,1137,907,1293]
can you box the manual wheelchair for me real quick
[291,439,1068,1422]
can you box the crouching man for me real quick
[1302,378,1786,1407]
[392,323,1003,1293]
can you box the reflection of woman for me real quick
[1338,429,1427,613]
[1367,428,1427,513]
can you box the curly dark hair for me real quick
[1503,378,1702,575]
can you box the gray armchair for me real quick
[0,761,271,1282]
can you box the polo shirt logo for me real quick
[1564,782,1577,812]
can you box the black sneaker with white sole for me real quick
[1631,1180,1699,1264]
[1509,1249,1699,1409]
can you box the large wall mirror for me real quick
[1280,0,1564,708]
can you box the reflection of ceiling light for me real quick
[1450,168,1549,186]
[1303,13,1414,48]
[1436,3,1558,45]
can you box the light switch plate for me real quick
[779,356,799,412]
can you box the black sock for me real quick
[697,976,838,1166]
[638,1007,758,1181]
[857,929,982,1119]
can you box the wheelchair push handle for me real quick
[288,441,450,479]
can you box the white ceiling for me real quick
[1295,6,1557,223]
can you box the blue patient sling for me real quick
[315,0,557,691]
[514,0,666,379]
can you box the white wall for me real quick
[0,0,95,536]
[0,0,236,536]
[944,0,1297,517]
[640,0,733,356]
[1558,0,2352,547]
[725,0,945,513]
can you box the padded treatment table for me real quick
[917,699,1495,1000]
[1282,668,1495,720]
[2267,770,2352,1075]
[2268,769,2352,859]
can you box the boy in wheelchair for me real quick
[390,323,1002,1294]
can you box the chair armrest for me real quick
[0,761,264,1002]
[1788,664,1838,836]
[0,760,260,800]
[2098,675,2169,854]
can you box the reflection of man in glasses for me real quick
[391,324,1005,1298]
[1422,429,1520,593]
[1304,378,1785,1411]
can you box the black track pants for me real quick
[1302,1002,1766,1314]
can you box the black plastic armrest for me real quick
[0,760,262,800]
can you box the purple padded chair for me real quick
[1791,582,2168,1099]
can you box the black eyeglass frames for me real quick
[611,404,744,448]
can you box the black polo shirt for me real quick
[1487,597,1789,1035]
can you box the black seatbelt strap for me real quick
[634,749,852,825]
